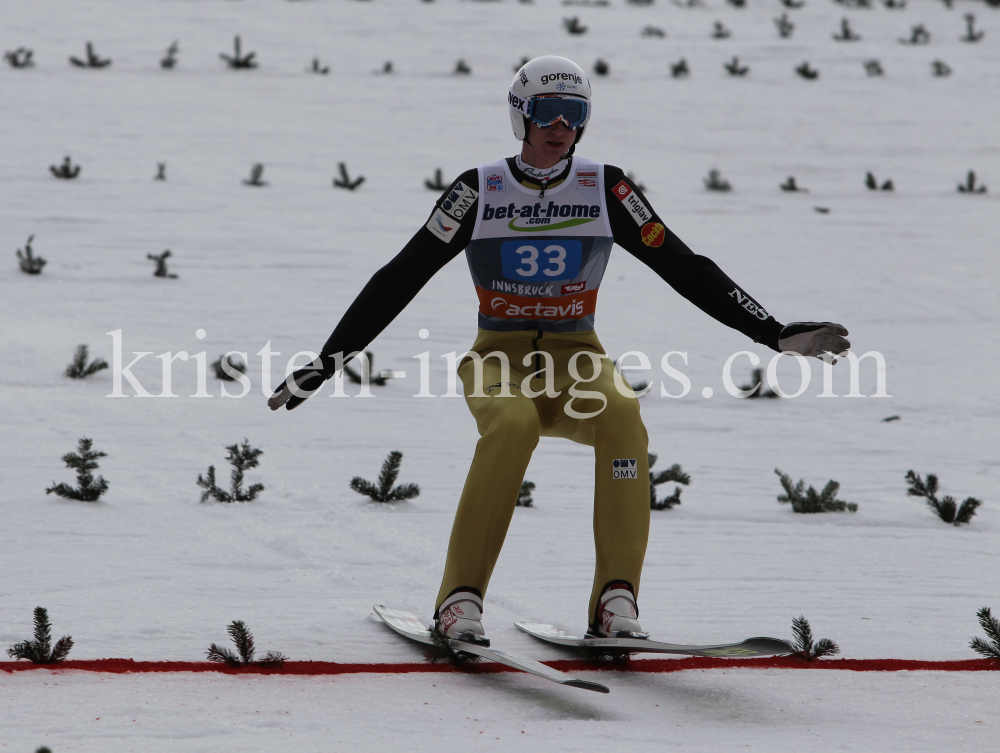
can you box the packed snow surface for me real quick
[1,0,998,750]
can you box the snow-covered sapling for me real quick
[333,162,364,190]
[65,345,108,379]
[220,35,257,69]
[198,440,265,503]
[46,438,109,502]
[833,18,861,42]
[961,14,984,43]
[50,156,80,179]
[206,620,287,668]
[594,59,610,76]
[628,0,655,5]
[154,162,166,181]
[905,470,980,526]
[883,0,906,8]
[564,17,588,35]
[350,451,420,503]
[517,480,535,507]
[724,57,749,77]
[343,351,392,386]
[969,607,1000,661]
[863,59,884,77]
[704,169,732,192]
[931,60,952,77]
[454,59,471,75]
[161,41,179,69]
[425,169,448,191]
[835,0,870,7]
[212,354,247,381]
[69,42,111,68]
[739,368,779,397]
[791,616,840,661]
[712,21,732,39]
[16,235,46,274]
[775,14,795,39]
[641,26,665,39]
[243,163,267,187]
[778,0,805,7]
[957,171,987,194]
[147,250,178,278]
[307,57,330,74]
[4,47,34,68]
[900,25,930,45]
[380,61,393,74]
[6,607,73,664]
[625,172,646,192]
[727,0,746,7]
[649,454,690,510]
[775,469,857,513]
[780,177,807,193]
[671,58,690,78]
[866,172,894,191]
[795,62,819,80]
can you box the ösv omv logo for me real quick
[482,201,600,232]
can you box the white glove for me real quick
[778,322,850,362]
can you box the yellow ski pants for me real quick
[435,329,650,623]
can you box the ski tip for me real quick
[564,679,610,694]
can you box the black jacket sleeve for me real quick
[316,169,479,368]
[604,165,784,351]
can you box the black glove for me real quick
[267,358,329,411]
[778,322,850,362]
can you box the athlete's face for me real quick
[521,121,576,169]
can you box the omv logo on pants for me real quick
[501,240,582,282]
[613,458,638,480]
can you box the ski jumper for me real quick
[313,156,784,623]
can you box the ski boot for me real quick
[588,580,649,639]
[434,588,490,646]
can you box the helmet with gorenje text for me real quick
[509,56,592,147]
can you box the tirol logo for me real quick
[641,221,665,248]
[561,281,585,295]
[612,458,638,480]
[486,173,505,192]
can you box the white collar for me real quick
[515,155,569,181]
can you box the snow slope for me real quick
[1,0,998,750]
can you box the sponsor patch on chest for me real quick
[485,172,505,192]
[612,180,653,226]
[612,458,638,480]
[576,170,598,190]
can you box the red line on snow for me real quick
[2,657,995,675]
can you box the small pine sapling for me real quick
[243,163,267,187]
[712,21,732,40]
[454,59,471,75]
[206,620,287,667]
[161,41,179,69]
[6,607,74,664]
[727,0,746,7]
[46,438,109,502]
[65,345,108,379]
[739,368,779,398]
[220,35,257,69]
[333,162,365,190]
[425,169,448,191]
[4,47,34,68]
[594,59,610,76]
[154,162,166,181]
[517,480,535,507]
[865,172,893,191]
[343,351,391,386]
[779,0,805,7]
[649,453,690,510]
[881,415,900,422]
[775,14,795,39]
[961,14,984,43]
[905,470,980,526]
[883,0,906,7]
[37,748,53,753]
[900,24,930,45]
[350,451,420,503]
[671,58,690,78]
[50,156,81,179]
[198,440,264,503]
[931,60,952,78]
[381,61,393,74]
[17,235,47,274]
[791,616,839,661]
[835,0,870,7]
[780,177,807,193]
[863,59,884,77]
[957,171,986,194]
[833,18,860,42]
[212,354,247,381]
[563,17,588,35]
[774,469,857,513]
[724,57,749,77]
[69,42,111,68]
[307,57,330,74]
[704,169,732,191]
[642,26,666,38]
[969,607,1000,661]
[147,250,178,278]
[795,62,819,80]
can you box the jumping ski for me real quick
[515,622,794,657]
[374,605,610,694]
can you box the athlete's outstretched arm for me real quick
[268,170,479,410]
[604,166,849,356]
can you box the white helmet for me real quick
[508,56,592,147]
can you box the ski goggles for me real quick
[511,92,590,130]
